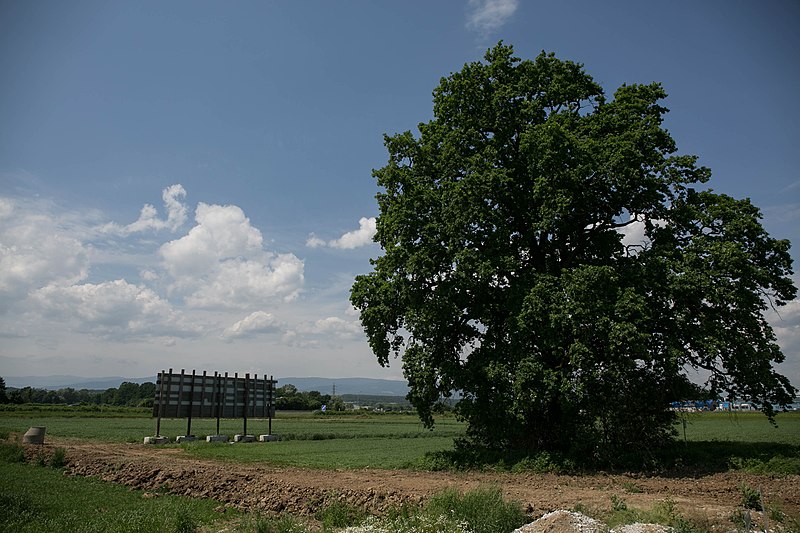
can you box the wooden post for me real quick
[251,373,258,419]
[156,370,166,437]
[199,370,208,418]
[243,373,249,436]
[269,375,274,435]
[176,368,185,430]
[187,369,196,436]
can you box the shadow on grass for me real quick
[656,440,800,477]
[414,440,800,477]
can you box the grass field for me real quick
[676,410,800,445]
[0,450,234,532]
[1,407,798,473]
[0,409,465,442]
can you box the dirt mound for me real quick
[27,439,800,530]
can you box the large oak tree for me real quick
[351,44,796,454]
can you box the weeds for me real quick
[49,447,66,468]
[249,514,308,533]
[315,498,366,530]
[738,482,763,511]
[173,507,198,533]
[591,496,705,532]
[621,481,642,493]
[610,494,628,512]
[0,442,25,464]
[424,486,528,533]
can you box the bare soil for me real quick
[27,439,800,530]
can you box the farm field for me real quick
[677,410,800,445]
[0,409,465,441]
[2,408,800,531]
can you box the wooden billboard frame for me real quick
[153,368,277,437]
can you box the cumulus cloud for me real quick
[466,0,518,34]
[101,184,188,235]
[0,186,311,349]
[31,279,201,341]
[160,203,304,308]
[0,198,90,311]
[221,311,284,341]
[307,217,376,250]
[309,316,363,339]
[305,233,326,248]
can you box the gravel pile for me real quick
[513,510,606,532]
[513,510,673,533]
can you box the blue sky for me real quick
[1,0,798,386]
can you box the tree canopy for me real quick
[350,43,797,455]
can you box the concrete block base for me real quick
[234,434,256,443]
[22,427,46,444]
[259,434,279,442]
[206,435,229,443]
[176,435,196,443]
[144,436,169,444]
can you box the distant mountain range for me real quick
[4,375,409,397]
[279,377,409,397]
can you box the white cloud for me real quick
[0,198,90,311]
[221,311,284,341]
[140,269,159,281]
[306,233,326,248]
[185,254,304,308]
[617,219,648,249]
[160,203,304,308]
[101,184,188,235]
[310,316,363,339]
[307,217,376,250]
[161,202,263,276]
[31,279,201,341]
[466,0,518,34]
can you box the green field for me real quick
[0,453,236,532]
[1,407,799,473]
[0,409,464,441]
[677,410,800,445]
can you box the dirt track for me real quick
[30,439,800,529]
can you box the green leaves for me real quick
[351,43,796,454]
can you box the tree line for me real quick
[0,377,157,407]
[275,384,345,411]
[0,377,344,411]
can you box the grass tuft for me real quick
[424,486,528,533]
[0,442,26,464]
[49,447,67,469]
[249,514,309,533]
[315,498,367,530]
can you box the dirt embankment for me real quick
[28,440,800,529]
